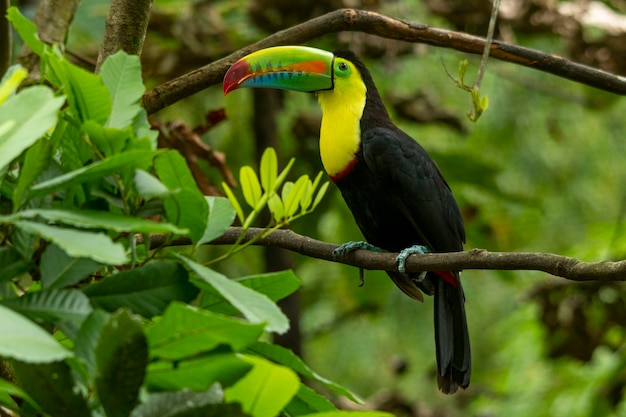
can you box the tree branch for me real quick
[146,227,626,283]
[142,8,626,115]
[0,0,10,76]
[95,0,153,72]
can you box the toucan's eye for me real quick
[336,61,351,75]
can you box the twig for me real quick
[474,0,500,90]
[0,0,10,76]
[142,8,626,115]
[144,227,626,282]
[95,0,153,72]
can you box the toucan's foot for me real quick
[396,245,429,280]
[332,241,386,258]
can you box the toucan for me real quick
[223,46,470,394]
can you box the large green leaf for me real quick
[1,289,92,339]
[95,309,147,417]
[14,208,188,235]
[0,304,72,363]
[13,220,128,265]
[177,255,289,334]
[224,355,300,417]
[154,151,208,243]
[304,412,394,417]
[101,51,145,129]
[29,150,156,197]
[40,244,102,289]
[11,360,91,417]
[83,120,132,156]
[0,86,64,171]
[146,353,252,392]
[197,196,236,246]
[247,342,361,404]
[83,261,198,317]
[146,303,265,360]
[200,270,300,314]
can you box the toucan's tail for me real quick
[434,272,471,394]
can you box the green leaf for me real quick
[52,57,111,124]
[13,220,128,264]
[13,137,53,209]
[134,169,171,199]
[129,385,237,417]
[198,196,236,246]
[95,309,147,417]
[283,175,309,218]
[0,246,33,283]
[83,120,132,156]
[312,181,329,210]
[0,86,64,171]
[155,151,208,243]
[6,7,44,55]
[0,304,72,363]
[284,385,337,416]
[178,255,289,334]
[225,355,300,417]
[260,148,277,192]
[222,182,245,225]
[248,342,361,404]
[146,303,265,361]
[1,289,93,338]
[200,271,300,314]
[11,360,91,417]
[29,150,156,197]
[267,194,284,223]
[0,65,28,104]
[15,208,188,235]
[304,412,394,417]
[83,261,198,318]
[0,377,39,412]
[146,353,252,391]
[73,309,110,378]
[240,166,262,208]
[100,51,145,129]
[41,244,102,289]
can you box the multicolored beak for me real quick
[223,46,334,95]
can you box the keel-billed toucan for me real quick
[223,46,470,393]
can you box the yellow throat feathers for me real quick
[317,61,366,179]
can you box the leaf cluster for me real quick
[0,8,386,417]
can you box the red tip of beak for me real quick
[223,59,251,95]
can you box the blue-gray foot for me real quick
[332,241,386,258]
[396,245,429,281]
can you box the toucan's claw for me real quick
[396,245,429,278]
[332,240,386,258]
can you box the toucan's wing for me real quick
[361,126,465,253]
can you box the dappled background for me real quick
[17,0,626,415]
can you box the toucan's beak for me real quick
[223,46,334,95]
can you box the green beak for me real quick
[223,46,334,94]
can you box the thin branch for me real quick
[473,0,500,90]
[142,8,626,115]
[145,227,626,283]
[0,0,10,76]
[95,0,153,72]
